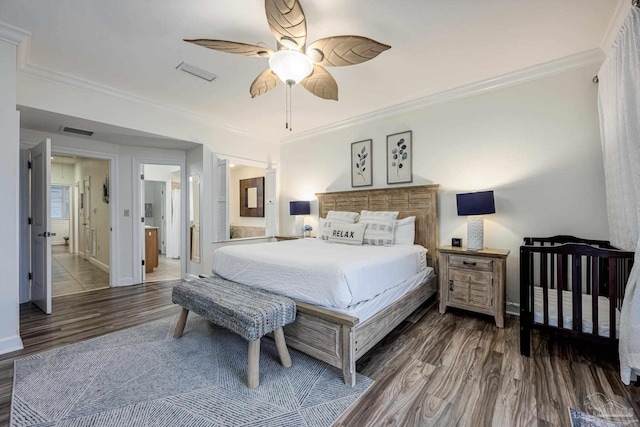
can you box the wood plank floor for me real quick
[1,284,639,426]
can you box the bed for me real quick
[213,185,439,386]
[519,235,634,357]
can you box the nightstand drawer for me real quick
[449,255,493,272]
[449,268,492,288]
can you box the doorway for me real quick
[50,154,110,297]
[141,164,182,282]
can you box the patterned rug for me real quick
[10,315,373,426]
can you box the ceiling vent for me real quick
[176,62,217,82]
[59,126,94,137]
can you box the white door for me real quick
[265,168,277,237]
[216,158,230,241]
[82,177,91,259]
[30,139,52,314]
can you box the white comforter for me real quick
[212,239,428,309]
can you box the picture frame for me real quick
[386,130,412,184]
[351,139,372,187]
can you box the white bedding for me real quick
[212,238,429,309]
[533,287,620,338]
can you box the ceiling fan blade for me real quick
[306,36,391,66]
[300,65,338,101]
[250,69,281,98]
[184,39,273,58]
[264,0,307,50]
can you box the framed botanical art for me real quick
[351,139,372,187]
[387,130,412,184]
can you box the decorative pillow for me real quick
[326,210,360,223]
[394,216,416,245]
[360,218,396,246]
[327,222,367,245]
[317,217,354,240]
[360,210,399,221]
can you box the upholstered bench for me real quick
[172,277,296,388]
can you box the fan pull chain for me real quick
[285,80,293,132]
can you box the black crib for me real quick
[520,235,634,357]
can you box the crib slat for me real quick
[592,256,599,337]
[541,251,549,326]
[609,258,616,340]
[556,254,564,329]
[572,255,582,332]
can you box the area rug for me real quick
[568,408,626,427]
[10,314,373,426]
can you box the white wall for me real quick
[279,63,608,311]
[0,39,22,354]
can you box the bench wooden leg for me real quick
[247,339,260,389]
[173,308,189,338]
[273,327,292,368]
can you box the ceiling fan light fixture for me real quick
[268,50,313,85]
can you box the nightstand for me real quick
[438,246,509,328]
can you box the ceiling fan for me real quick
[184,0,391,104]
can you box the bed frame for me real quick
[520,235,634,357]
[281,184,439,386]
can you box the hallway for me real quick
[51,245,109,296]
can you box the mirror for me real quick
[189,174,200,263]
[240,177,264,217]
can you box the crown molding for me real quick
[600,0,632,52]
[0,21,31,68]
[19,62,271,142]
[280,48,605,145]
[0,21,29,45]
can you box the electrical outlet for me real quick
[124,209,130,217]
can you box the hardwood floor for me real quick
[1,285,639,426]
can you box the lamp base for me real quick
[293,216,304,237]
[467,216,484,251]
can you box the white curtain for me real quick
[598,7,640,385]
[166,188,181,259]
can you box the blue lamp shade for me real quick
[456,191,495,216]
[289,201,311,216]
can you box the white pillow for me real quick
[394,216,416,245]
[327,222,367,245]
[326,210,359,223]
[360,218,396,246]
[360,210,399,221]
[317,217,354,240]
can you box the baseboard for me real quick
[506,302,520,316]
[0,334,24,355]
[89,257,110,274]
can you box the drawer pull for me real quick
[463,261,477,266]
[449,279,453,291]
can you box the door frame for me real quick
[133,157,187,283]
[45,146,118,286]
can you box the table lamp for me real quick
[290,201,310,237]
[456,190,495,251]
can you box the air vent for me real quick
[60,126,94,137]
[176,62,217,82]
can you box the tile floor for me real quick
[145,255,181,282]
[52,245,110,297]
[52,246,182,297]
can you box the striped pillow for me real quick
[326,211,360,223]
[360,218,396,246]
[360,210,399,221]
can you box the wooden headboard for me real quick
[316,184,440,270]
